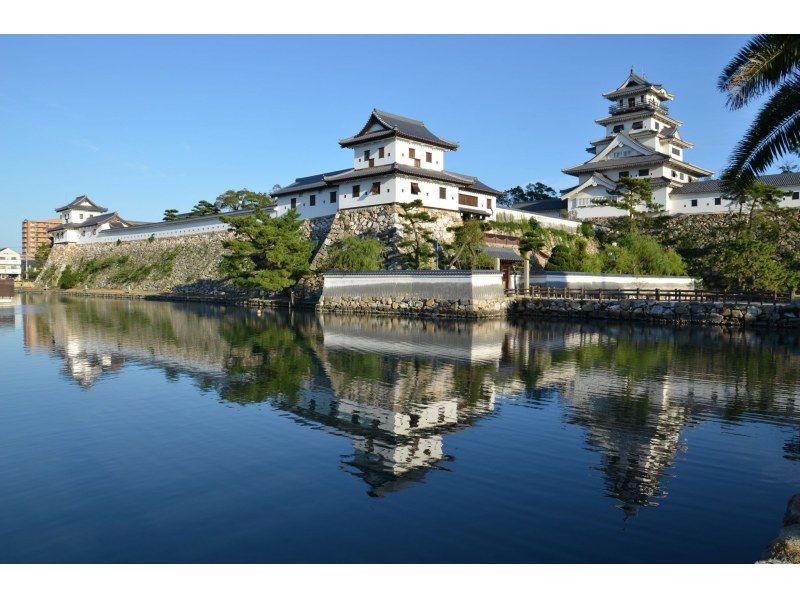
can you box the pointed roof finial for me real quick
[630,65,635,74]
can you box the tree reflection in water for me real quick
[22,294,800,507]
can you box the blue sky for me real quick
[0,34,762,250]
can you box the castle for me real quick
[524,70,800,219]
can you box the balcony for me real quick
[609,99,668,116]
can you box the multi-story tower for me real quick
[561,70,713,218]
[21,218,61,261]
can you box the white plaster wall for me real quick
[273,187,340,219]
[353,139,397,170]
[394,139,446,171]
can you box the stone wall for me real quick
[510,297,800,327]
[37,232,241,295]
[310,204,463,271]
[319,295,508,319]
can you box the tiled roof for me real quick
[564,153,671,174]
[55,195,108,213]
[515,199,567,213]
[49,212,122,231]
[671,172,800,195]
[271,169,351,197]
[340,109,459,150]
[320,163,500,195]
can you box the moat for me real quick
[1,294,799,563]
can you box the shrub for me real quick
[579,221,595,238]
[326,235,385,271]
[546,244,575,271]
[58,265,80,289]
[603,233,686,276]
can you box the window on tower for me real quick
[352,184,360,197]
[632,121,643,130]
[613,124,624,133]
[618,171,630,178]
[410,182,421,195]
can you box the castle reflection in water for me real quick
[19,295,800,509]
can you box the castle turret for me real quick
[561,70,713,219]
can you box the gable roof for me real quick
[602,69,673,101]
[339,109,459,150]
[49,212,129,231]
[671,172,800,195]
[589,132,655,164]
[515,199,567,213]
[55,195,108,213]
[564,153,713,177]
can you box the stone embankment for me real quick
[510,297,800,327]
[759,494,800,564]
[318,295,508,319]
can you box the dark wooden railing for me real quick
[512,286,797,304]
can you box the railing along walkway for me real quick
[511,286,797,305]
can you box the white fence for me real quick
[323,270,506,302]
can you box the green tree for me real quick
[397,199,438,269]
[162,208,179,221]
[215,189,275,212]
[219,207,313,293]
[603,233,686,276]
[717,227,797,292]
[729,181,788,230]
[545,244,574,271]
[718,35,800,191]
[497,181,559,207]
[447,220,494,269]
[326,235,385,271]
[592,177,661,234]
[517,218,547,263]
[191,200,219,216]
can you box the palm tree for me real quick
[718,35,800,191]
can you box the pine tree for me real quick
[397,200,438,270]
[219,208,313,293]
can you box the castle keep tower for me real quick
[562,70,713,218]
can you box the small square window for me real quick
[672,170,678,177]
[378,147,385,158]
[352,185,360,197]
[330,191,337,204]
[691,199,698,207]
[672,147,681,156]
[371,182,380,195]
[410,182,421,195]
[613,124,624,133]
[619,171,629,178]
[408,148,416,159]
[426,152,432,163]
[793,191,799,200]
[439,187,446,200]
[715,197,722,205]
[632,121,643,130]
[638,169,649,176]
[363,150,369,161]
[290,198,297,209]
[309,194,316,207]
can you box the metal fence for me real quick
[512,286,797,304]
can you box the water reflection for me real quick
[20,295,800,509]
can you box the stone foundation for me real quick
[510,297,800,327]
[319,295,508,319]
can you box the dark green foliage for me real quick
[602,233,686,276]
[214,189,275,212]
[497,182,559,208]
[219,208,313,292]
[326,235,385,271]
[191,200,219,216]
[163,209,179,221]
[397,200,438,270]
[58,265,80,289]
[447,220,494,269]
[545,244,574,271]
[718,35,800,191]
[34,243,51,264]
[518,218,547,257]
[579,221,595,238]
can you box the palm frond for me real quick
[721,75,800,192]
[718,34,800,110]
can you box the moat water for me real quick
[1,294,798,563]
